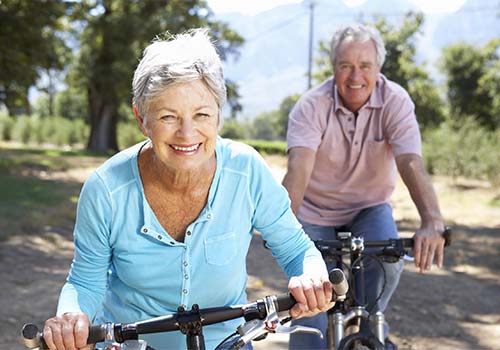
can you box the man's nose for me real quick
[349,66,361,79]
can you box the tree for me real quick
[0,0,70,115]
[55,87,89,121]
[478,58,500,129]
[440,39,500,130]
[274,94,301,139]
[70,0,243,152]
[374,13,446,129]
[225,80,242,119]
[251,111,280,141]
[220,118,247,139]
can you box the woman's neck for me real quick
[140,147,216,195]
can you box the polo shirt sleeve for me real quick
[384,89,422,157]
[248,150,325,278]
[57,171,112,319]
[286,94,328,152]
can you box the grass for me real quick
[0,144,105,240]
[0,174,80,239]
[2,144,499,241]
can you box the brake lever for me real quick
[235,317,323,346]
[234,295,323,346]
[273,324,323,338]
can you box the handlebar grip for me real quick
[22,323,107,349]
[443,226,452,247]
[22,323,47,349]
[87,324,106,344]
[275,293,297,312]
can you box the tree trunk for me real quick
[86,83,119,152]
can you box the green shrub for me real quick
[0,113,14,141]
[29,116,46,144]
[10,115,32,143]
[118,122,146,149]
[423,117,500,190]
[220,119,248,139]
[70,119,89,145]
[3,115,89,147]
[239,139,287,155]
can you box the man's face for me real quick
[334,38,381,113]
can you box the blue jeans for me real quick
[289,203,404,350]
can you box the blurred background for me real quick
[0,1,499,349]
[0,0,499,187]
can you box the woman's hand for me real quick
[288,274,334,319]
[43,312,93,350]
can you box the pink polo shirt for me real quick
[287,74,421,226]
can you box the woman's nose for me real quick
[176,118,196,137]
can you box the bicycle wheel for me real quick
[338,332,385,350]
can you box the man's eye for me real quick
[339,64,351,70]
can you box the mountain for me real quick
[214,0,500,118]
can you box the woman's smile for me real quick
[170,143,202,155]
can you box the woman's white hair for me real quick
[132,28,226,121]
[330,24,387,68]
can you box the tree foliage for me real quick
[251,111,280,141]
[67,0,243,152]
[372,13,446,129]
[220,118,248,139]
[275,94,301,139]
[0,0,70,115]
[440,39,500,130]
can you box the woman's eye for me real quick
[196,113,211,119]
[160,115,177,122]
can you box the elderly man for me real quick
[283,24,446,350]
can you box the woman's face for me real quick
[137,79,219,173]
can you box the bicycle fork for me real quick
[327,308,385,350]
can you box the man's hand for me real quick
[413,227,445,273]
[288,274,334,319]
[396,154,446,273]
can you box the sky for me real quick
[206,0,468,15]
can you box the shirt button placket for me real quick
[181,246,190,306]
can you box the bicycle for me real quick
[313,227,452,350]
[21,268,348,350]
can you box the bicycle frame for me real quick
[318,232,410,350]
[317,227,451,350]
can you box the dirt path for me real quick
[2,154,500,350]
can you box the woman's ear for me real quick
[133,105,148,137]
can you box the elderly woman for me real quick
[43,29,333,350]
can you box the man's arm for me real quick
[396,153,445,273]
[282,147,316,215]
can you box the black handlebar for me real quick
[315,227,452,252]
[23,279,345,349]
[22,304,253,349]
[22,265,351,349]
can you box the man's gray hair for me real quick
[132,28,226,119]
[330,24,386,67]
